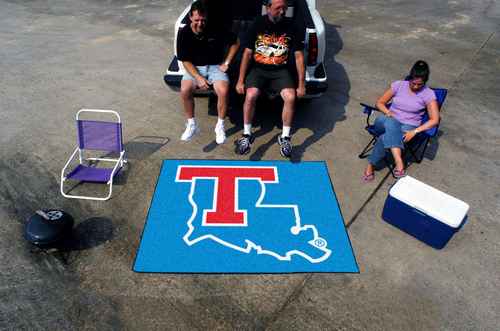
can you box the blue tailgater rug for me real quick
[133,160,358,273]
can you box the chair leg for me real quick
[358,137,377,159]
[406,138,428,164]
[387,160,396,178]
[384,154,398,178]
[415,139,430,163]
[61,178,113,201]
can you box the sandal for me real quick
[362,172,375,182]
[393,168,406,179]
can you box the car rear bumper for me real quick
[164,57,328,97]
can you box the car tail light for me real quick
[307,31,318,66]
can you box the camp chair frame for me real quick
[358,88,448,177]
[60,109,126,201]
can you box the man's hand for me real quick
[219,63,229,73]
[296,85,306,98]
[195,75,210,90]
[403,129,417,142]
[236,81,245,94]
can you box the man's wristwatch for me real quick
[224,60,230,66]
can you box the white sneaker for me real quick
[181,122,199,141]
[215,124,226,144]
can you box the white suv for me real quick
[164,0,328,98]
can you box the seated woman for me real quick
[363,60,440,181]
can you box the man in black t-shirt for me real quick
[235,0,305,158]
[177,1,239,144]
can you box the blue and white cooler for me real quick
[382,176,469,249]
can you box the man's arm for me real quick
[219,38,240,73]
[294,50,305,98]
[236,48,253,94]
[182,61,210,90]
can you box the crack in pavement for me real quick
[450,31,495,91]
[263,274,314,331]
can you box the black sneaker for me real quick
[278,136,292,158]
[235,134,254,155]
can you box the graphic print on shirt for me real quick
[254,33,291,65]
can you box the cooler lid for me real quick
[389,176,469,228]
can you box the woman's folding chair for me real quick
[358,88,448,175]
[60,109,126,201]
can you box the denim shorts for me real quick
[182,65,229,85]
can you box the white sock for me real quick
[282,126,291,138]
[244,124,252,135]
[217,118,224,127]
[187,118,195,125]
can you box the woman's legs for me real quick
[390,147,404,172]
[380,118,406,171]
[392,123,417,171]
[365,116,415,175]
[365,134,386,175]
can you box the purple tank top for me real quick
[389,80,436,126]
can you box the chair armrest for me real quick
[360,103,381,128]
[108,151,125,184]
[422,125,439,138]
[360,103,380,114]
[61,147,79,179]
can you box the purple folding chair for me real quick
[60,109,126,201]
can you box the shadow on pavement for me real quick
[124,136,170,160]
[291,23,350,162]
[61,217,114,251]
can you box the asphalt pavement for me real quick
[0,0,499,329]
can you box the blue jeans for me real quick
[367,115,417,165]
